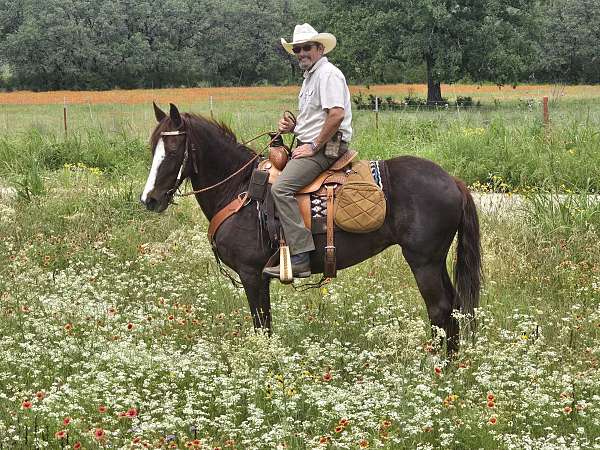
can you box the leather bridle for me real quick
[161,110,296,199]
[161,129,196,197]
[162,127,260,200]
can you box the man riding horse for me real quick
[263,23,353,280]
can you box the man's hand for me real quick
[278,116,295,134]
[291,143,315,159]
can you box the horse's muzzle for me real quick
[140,194,168,212]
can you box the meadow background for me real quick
[0,84,599,449]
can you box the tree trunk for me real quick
[425,54,444,105]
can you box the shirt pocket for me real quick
[299,88,315,110]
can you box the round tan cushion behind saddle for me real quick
[334,181,386,233]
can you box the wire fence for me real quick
[0,91,577,139]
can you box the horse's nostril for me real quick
[145,197,158,211]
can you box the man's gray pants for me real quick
[271,150,334,255]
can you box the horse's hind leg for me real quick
[239,270,272,333]
[402,248,459,356]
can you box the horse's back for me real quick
[383,155,464,250]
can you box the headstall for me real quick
[161,129,197,197]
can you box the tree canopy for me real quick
[0,0,597,94]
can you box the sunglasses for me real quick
[292,43,316,54]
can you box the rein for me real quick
[170,111,296,197]
[171,110,296,198]
[178,153,260,197]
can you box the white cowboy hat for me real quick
[281,23,337,55]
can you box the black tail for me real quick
[454,179,482,325]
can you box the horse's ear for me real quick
[169,103,182,128]
[153,102,166,122]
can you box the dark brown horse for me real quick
[141,103,482,354]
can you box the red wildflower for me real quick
[98,405,108,413]
[318,436,330,445]
[22,400,32,409]
[487,392,495,402]
[64,323,73,331]
[322,372,332,382]
[35,391,45,400]
[127,322,134,330]
[132,436,142,443]
[191,440,202,447]
[488,416,497,425]
[126,407,138,418]
[563,406,573,414]
[338,418,349,427]
[73,442,82,449]
[487,400,495,408]
[359,439,369,448]
[434,366,442,376]
[55,430,67,440]
[334,425,344,433]
[63,417,71,426]
[94,428,105,440]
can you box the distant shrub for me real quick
[456,96,480,107]
[353,92,477,110]
[403,95,431,106]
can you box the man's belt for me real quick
[297,139,349,153]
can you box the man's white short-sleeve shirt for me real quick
[294,56,353,144]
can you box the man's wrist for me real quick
[310,142,320,151]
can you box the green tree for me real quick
[318,0,541,103]
[535,0,600,83]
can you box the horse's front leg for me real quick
[238,269,272,334]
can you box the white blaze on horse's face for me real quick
[141,138,166,203]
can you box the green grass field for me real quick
[0,88,599,449]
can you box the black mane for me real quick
[149,112,253,157]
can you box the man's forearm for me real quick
[313,107,345,149]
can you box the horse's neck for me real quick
[189,145,253,220]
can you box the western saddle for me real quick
[208,146,360,279]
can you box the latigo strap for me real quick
[324,185,336,278]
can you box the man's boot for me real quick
[263,252,311,279]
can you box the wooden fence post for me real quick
[63,97,68,137]
[543,96,549,125]
[375,96,379,130]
